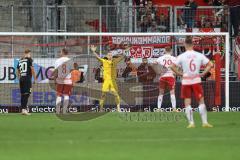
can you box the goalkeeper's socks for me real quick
[63,95,69,114]
[158,95,163,109]
[56,96,62,114]
[116,104,121,112]
[170,94,176,109]
[99,99,104,112]
[198,104,208,124]
[185,106,194,125]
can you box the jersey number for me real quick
[19,62,27,73]
[189,59,196,72]
[163,59,172,67]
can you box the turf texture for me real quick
[0,112,239,160]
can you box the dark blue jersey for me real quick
[17,57,33,79]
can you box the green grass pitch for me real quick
[0,112,240,160]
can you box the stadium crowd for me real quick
[134,0,239,36]
[135,0,170,32]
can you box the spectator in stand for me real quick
[198,15,206,28]
[139,4,149,21]
[136,21,142,32]
[137,0,161,32]
[140,16,151,32]
[137,58,156,83]
[207,0,224,6]
[156,13,169,32]
[198,16,215,29]
[222,8,229,31]
[146,11,154,24]
[177,14,185,29]
[214,14,223,28]
[183,0,198,28]
[138,7,146,21]
[122,58,137,82]
[140,5,155,21]
[134,0,147,6]
[204,19,213,28]
[224,0,240,37]
[71,63,81,84]
[146,0,153,7]
[207,0,225,30]
[147,21,159,32]
[93,63,104,107]
[137,58,156,107]
[95,64,104,83]
[145,0,157,18]
[136,0,154,22]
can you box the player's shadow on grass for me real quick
[49,78,161,121]
[48,80,150,107]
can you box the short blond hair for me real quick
[61,48,68,55]
[185,36,193,45]
[24,49,31,54]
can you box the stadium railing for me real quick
[0,5,235,73]
[174,6,229,32]
[0,5,172,33]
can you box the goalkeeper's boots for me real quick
[186,123,195,128]
[98,106,104,112]
[202,123,213,128]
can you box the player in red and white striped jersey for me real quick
[155,46,177,111]
[52,48,73,114]
[171,36,213,128]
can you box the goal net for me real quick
[0,32,230,113]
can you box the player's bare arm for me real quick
[16,69,20,80]
[51,69,58,81]
[200,61,214,77]
[170,64,183,76]
[90,45,102,61]
[31,66,37,83]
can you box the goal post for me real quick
[0,32,230,112]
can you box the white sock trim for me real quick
[158,95,163,109]
[56,96,62,114]
[63,95,69,114]
[185,106,194,125]
[198,104,208,124]
[170,94,176,109]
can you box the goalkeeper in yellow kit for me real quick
[90,44,129,112]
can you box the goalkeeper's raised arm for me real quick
[90,45,102,61]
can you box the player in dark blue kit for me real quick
[16,49,37,115]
